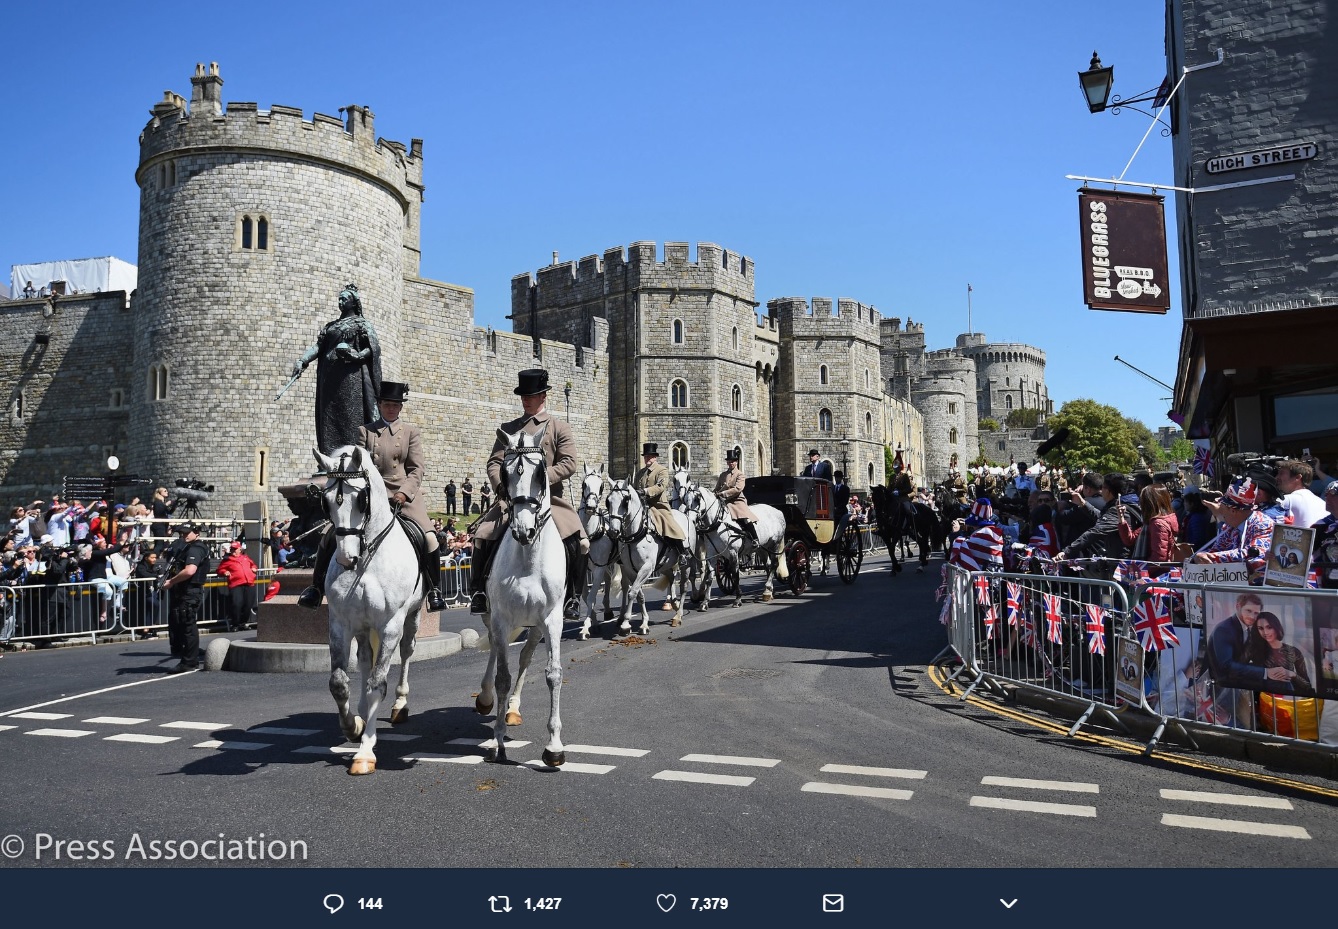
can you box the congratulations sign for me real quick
[1077,190,1171,314]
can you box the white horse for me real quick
[473,426,567,767]
[316,446,423,776]
[683,481,789,608]
[577,465,623,641]
[671,466,707,606]
[606,480,690,633]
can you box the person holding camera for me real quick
[159,522,211,673]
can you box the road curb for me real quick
[224,631,464,673]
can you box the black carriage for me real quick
[743,475,863,595]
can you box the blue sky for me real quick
[1,1,1183,429]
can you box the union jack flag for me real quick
[974,574,992,605]
[1005,582,1021,627]
[1043,593,1064,644]
[1085,604,1106,655]
[983,605,997,640]
[1133,594,1179,651]
[939,596,951,626]
[1115,560,1150,584]
[1192,442,1214,477]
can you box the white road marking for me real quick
[292,746,345,755]
[802,782,915,800]
[820,764,926,780]
[981,776,1100,794]
[970,796,1097,817]
[192,740,270,751]
[447,737,531,749]
[563,744,650,758]
[161,721,230,731]
[0,725,16,733]
[653,770,756,787]
[105,733,179,745]
[523,760,616,774]
[0,674,196,718]
[679,753,780,768]
[405,753,486,764]
[375,732,419,741]
[26,728,96,738]
[1159,789,1293,810]
[11,711,72,721]
[1161,813,1310,839]
[248,727,321,737]
[84,716,150,725]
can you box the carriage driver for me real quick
[635,442,688,561]
[714,448,758,542]
[298,381,447,612]
[470,369,589,619]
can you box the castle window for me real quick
[238,213,272,251]
[864,412,872,436]
[241,216,253,250]
[948,402,957,414]
[149,364,169,402]
[865,369,870,389]
[168,160,176,186]
[11,392,23,421]
[257,448,268,489]
[672,443,690,468]
[109,388,124,409]
[1005,376,1011,386]
[722,251,728,269]
[158,164,166,188]
[732,327,739,352]
[868,462,875,486]
[731,384,742,412]
[672,319,684,344]
[998,441,1007,452]
[1005,395,1014,410]
[819,365,829,386]
[670,379,689,408]
[818,408,833,432]
[258,216,269,250]
[949,427,958,444]
[741,257,748,275]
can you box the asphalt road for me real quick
[2,550,1335,875]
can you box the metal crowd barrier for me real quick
[438,554,472,607]
[939,563,1338,754]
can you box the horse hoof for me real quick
[348,757,376,775]
[761,591,773,602]
[475,696,494,715]
[542,749,566,768]
[390,705,409,724]
[489,747,508,764]
[670,616,681,628]
[505,711,522,726]
[661,602,674,611]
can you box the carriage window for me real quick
[672,319,684,344]
[949,427,958,444]
[670,379,689,408]
[731,384,742,412]
[818,408,833,432]
[819,365,829,385]
[672,443,690,468]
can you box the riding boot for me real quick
[469,539,497,614]
[741,519,757,543]
[563,534,587,621]
[297,530,334,610]
[421,543,445,612]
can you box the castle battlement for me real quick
[770,296,882,340]
[879,317,925,334]
[137,65,421,203]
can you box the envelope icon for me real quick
[822,893,845,913]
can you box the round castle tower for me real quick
[955,332,1049,421]
[916,350,977,483]
[130,63,424,516]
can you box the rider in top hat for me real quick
[714,448,758,541]
[636,442,688,554]
[470,369,588,618]
[298,381,446,611]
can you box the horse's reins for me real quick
[580,476,620,568]
[690,482,745,560]
[504,446,554,539]
[320,458,402,579]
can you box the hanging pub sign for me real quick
[1077,189,1171,314]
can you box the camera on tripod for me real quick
[1225,452,1286,480]
[170,479,214,520]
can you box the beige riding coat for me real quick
[358,418,431,533]
[634,460,686,541]
[472,410,584,542]
[713,466,757,522]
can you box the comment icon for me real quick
[323,894,345,914]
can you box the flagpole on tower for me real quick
[967,283,973,334]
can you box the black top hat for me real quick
[642,442,659,457]
[725,448,741,462]
[514,369,551,396]
[379,381,410,403]
[808,449,821,457]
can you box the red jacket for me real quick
[217,552,257,588]
[1120,512,1180,563]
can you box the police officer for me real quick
[160,521,211,673]
[470,369,588,618]
[461,477,474,516]
[445,479,458,516]
[714,448,757,541]
[636,442,688,556]
[299,381,446,611]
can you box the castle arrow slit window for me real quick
[819,365,829,386]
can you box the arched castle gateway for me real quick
[0,63,1052,510]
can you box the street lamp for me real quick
[563,381,572,422]
[1078,50,1171,124]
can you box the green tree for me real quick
[884,444,896,479]
[1005,407,1041,429]
[1123,417,1168,469]
[978,416,1001,432]
[1044,399,1140,473]
[1167,437,1196,465]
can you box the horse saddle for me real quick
[394,509,428,563]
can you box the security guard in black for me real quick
[161,522,212,673]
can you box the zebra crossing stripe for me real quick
[820,764,926,780]
[374,733,420,741]
[26,728,95,738]
[523,760,616,774]
[11,712,72,721]
[802,782,914,800]
[192,740,270,751]
[653,771,756,787]
[1161,813,1310,839]
[970,796,1097,817]
[105,733,179,745]
[248,727,322,737]
[162,721,230,731]
[0,725,15,733]
[84,717,150,725]
[564,744,650,757]
[447,737,531,749]
[679,753,780,768]
[1159,789,1292,810]
[981,776,1099,794]
[404,753,486,764]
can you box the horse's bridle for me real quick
[504,446,553,540]
[606,484,649,546]
[317,452,398,568]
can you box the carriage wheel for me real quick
[715,556,740,597]
[837,523,863,584]
[786,540,810,596]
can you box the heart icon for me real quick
[656,894,677,913]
